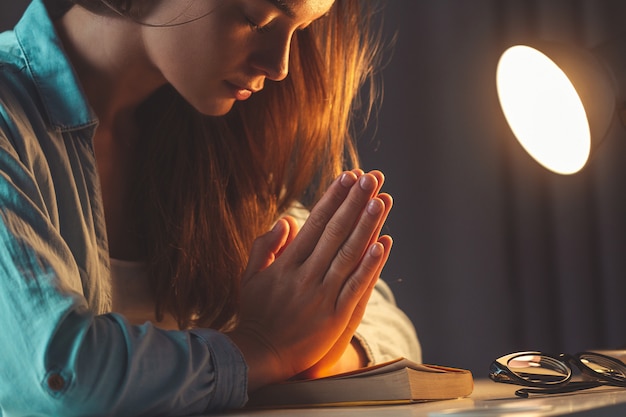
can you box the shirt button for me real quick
[47,373,65,391]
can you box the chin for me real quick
[192,98,236,117]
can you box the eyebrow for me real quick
[264,0,296,18]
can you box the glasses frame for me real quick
[489,351,626,397]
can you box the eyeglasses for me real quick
[489,351,626,397]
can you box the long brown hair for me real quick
[64,0,385,330]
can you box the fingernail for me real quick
[271,219,285,234]
[359,174,376,192]
[367,199,383,215]
[370,243,384,258]
[340,172,357,188]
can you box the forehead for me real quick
[273,0,336,19]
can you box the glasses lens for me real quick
[579,353,626,383]
[507,354,570,385]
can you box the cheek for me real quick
[166,45,218,87]
[141,21,248,115]
[143,17,239,80]
[145,28,218,85]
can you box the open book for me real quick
[246,357,474,408]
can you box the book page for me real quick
[299,358,452,382]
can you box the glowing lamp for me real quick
[496,40,623,175]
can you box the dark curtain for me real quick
[1,1,626,378]
[358,0,626,377]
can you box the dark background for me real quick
[2,1,625,377]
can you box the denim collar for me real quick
[14,0,98,131]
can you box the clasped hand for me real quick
[228,170,392,391]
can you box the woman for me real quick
[0,0,420,415]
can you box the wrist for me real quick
[226,329,287,392]
[307,338,368,379]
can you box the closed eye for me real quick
[247,17,274,34]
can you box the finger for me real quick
[319,195,385,292]
[353,169,384,196]
[371,235,393,282]
[242,218,291,283]
[344,236,392,341]
[368,170,385,196]
[336,236,392,312]
[356,171,387,236]
[356,171,390,248]
[331,240,386,347]
[286,171,369,264]
[350,236,392,319]
[274,216,299,259]
[369,193,393,246]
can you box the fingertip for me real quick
[369,241,385,258]
[378,235,393,249]
[369,170,385,185]
[283,215,300,239]
[340,171,358,188]
[359,173,378,192]
[279,215,296,228]
[271,218,287,235]
[366,198,385,216]
[378,193,393,207]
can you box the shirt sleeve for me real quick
[282,201,422,366]
[354,279,422,365]
[0,131,247,416]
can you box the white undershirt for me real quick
[109,258,179,330]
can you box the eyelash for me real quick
[247,18,273,34]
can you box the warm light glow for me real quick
[497,45,591,175]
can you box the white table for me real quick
[201,379,626,416]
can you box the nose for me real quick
[250,34,292,82]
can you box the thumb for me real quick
[242,218,291,283]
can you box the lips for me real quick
[226,81,261,101]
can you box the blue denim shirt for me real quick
[0,1,248,415]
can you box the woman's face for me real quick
[139,0,336,116]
